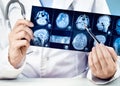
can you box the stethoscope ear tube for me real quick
[5,0,18,20]
[5,0,26,29]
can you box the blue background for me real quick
[107,0,120,16]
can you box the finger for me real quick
[14,31,32,42]
[91,47,102,71]
[96,44,107,70]
[106,46,118,62]
[12,40,30,49]
[100,44,115,65]
[23,26,33,39]
[13,19,34,29]
[88,52,96,72]
[13,25,33,39]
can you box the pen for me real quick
[84,24,120,64]
[84,24,100,44]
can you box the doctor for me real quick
[0,0,120,84]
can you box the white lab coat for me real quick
[0,0,120,84]
[0,0,9,52]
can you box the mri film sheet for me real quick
[92,14,113,35]
[93,33,110,46]
[30,28,50,47]
[112,16,120,36]
[73,11,94,31]
[31,6,53,30]
[53,9,73,31]
[30,6,120,54]
[30,6,54,47]
[111,36,120,56]
[110,16,120,55]
[69,31,91,52]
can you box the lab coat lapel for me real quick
[52,0,73,9]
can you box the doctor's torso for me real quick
[2,0,98,78]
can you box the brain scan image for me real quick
[76,14,90,30]
[35,10,50,26]
[115,19,120,35]
[96,15,111,33]
[56,13,70,29]
[113,38,120,55]
[33,29,49,46]
[94,35,106,45]
[72,33,87,50]
[32,37,41,46]
[50,35,70,44]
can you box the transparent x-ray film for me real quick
[113,38,120,55]
[31,6,53,31]
[56,13,69,29]
[76,14,89,30]
[53,9,73,31]
[96,15,111,33]
[32,29,49,47]
[35,10,50,26]
[30,6,120,54]
[115,19,120,35]
[72,33,87,50]
[94,35,106,45]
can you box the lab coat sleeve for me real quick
[87,59,120,84]
[0,47,25,79]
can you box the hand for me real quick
[88,43,118,79]
[8,19,34,68]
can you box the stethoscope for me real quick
[5,0,26,29]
